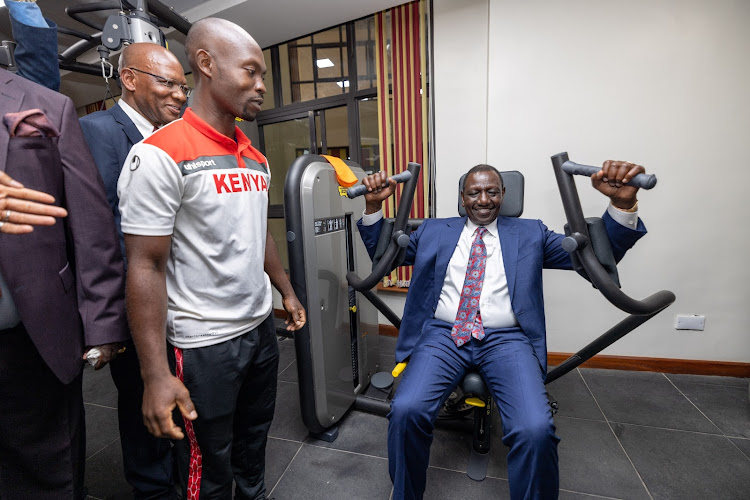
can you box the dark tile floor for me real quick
[83,334,750,500]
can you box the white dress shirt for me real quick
[361,203,639,329]
[118,99,157,139]
[434,217,518,328]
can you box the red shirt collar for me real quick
[182,107,253,153]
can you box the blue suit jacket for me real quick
[79,105,143,262]
[358,211,646,375]
[7,0,60,91]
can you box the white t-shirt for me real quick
[118,108,272,348]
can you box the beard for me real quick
[240,103,258,122]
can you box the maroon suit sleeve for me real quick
[58,96,129,346]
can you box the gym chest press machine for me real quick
[283,152,674,480]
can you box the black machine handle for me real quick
[346,171,413,199]
[562,161,657,190]
[551,152,675,316]
[347,162,422,291]
[544,152,675,383]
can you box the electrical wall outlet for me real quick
[674,315,705,331]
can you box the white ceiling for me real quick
[165,0,405,49]
[1,0,407,106]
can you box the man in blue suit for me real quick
[79,42,188,500]
[358,161,648,500]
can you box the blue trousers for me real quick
[388,319,559,500]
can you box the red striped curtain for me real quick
[375,0,429,288]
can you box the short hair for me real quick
[460,164,504,193]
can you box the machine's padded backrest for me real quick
[373,170,524,272]
[375,171,625,276]
[458,170,524,218]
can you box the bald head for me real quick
[119,43,182,79]
[184,18,267,129]
[185,18,260,78]
[118,43,187,127]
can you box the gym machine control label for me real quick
[314,216,347,236]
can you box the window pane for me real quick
[279,44,292,106]
[356,46,374,90]
[299,83,316,101]
[354,16,372,42]
[358,98,379,172]
[277,26,354,104]
[262,118,311,205]
[323,106,349,160]
[262,49,275,110]
[315,47,346,80]
[355,17,376,90]
[313,27,344,44]
[316,81,346,99]
[293,45,314,81]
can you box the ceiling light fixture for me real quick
[336,80,350,88]
[316,58,334,68]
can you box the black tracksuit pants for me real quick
[168,313,279,500]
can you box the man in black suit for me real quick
[79,42,188,499]
[0,67,129,498]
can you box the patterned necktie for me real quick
[451,227,488,347]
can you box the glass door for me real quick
[314,105,350,160]
[260,104,350,268]
[262,115,312,268]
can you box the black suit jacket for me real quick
[79,104,143,261]
[0,68,129,384]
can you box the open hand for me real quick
[0,171,68,234]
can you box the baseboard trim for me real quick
[379,324,399,337]
[374,322,749,377]
[548,353,750,378]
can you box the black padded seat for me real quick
[461,372,490,400]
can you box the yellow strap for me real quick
[321,154,358,188]
[465,397,486,408]
[392,361,408,378]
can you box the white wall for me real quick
[432,0,750,362]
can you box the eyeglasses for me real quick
[127,67,192,97]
